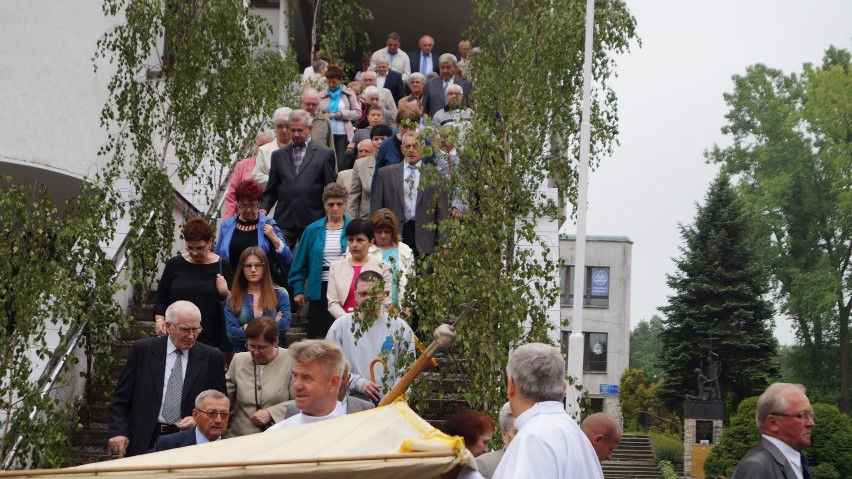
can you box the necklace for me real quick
[236,216,259,231]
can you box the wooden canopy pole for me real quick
[378,301,478,407]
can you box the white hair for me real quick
[445,83,463,96]
[439,53,458,65]
[507,343,565,402]
[374,53,390,65]
[271,107,292,124]
[407,72,427,84]
[362,85,380,100]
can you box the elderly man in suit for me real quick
[107,301,226,457]
[374,55,406,104]
[408,35,440,76]
[371,131,448,258]
[300,89,336,166]
[150,390,230,452]
[732,383,815,479]
[260,109,337,249]
[370,32,410,82]
[422,53,473,118]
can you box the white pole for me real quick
[565,0,595,418]
[278,0,290,58]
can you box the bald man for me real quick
[581,412,622,461]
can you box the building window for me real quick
[561,331,608,373]
[563,266,610,307]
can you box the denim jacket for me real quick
[225,287,291,352]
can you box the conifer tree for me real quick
[657,173,778,413]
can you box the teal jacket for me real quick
[288,215,352,301]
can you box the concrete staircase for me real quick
[62,295,307,467]
[602,434,664,479]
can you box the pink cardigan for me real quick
[319,87,361,141]
[222,156,257,219]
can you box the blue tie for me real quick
[420,53,428,74]
[801,453,811,479]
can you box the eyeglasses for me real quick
[325,201,346,208]
[243,262,265,270]
[770,411,814,421]
[238,203,261,210]
[197,410,230,420]
[173,325,203,335]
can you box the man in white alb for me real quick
[493,343,603,479]
[265,340,346,431]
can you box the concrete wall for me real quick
[0,1,118,193]
[559,235,633,403]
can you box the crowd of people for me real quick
[105,31,814,478]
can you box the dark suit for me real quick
[407,50,440,75]
[422,75,473,117]
[371,161,448,255]
[108,336,226,456]
[380,70,407,104]
[261,141,337,236]
[731,437,799,479]
[149,427,197,452]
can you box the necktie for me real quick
[162,349,183,424]
[421,53,428,74]
[405,164,418,221]
[293,145,305,174]
[801,452,811,479]
[441,80,449,104]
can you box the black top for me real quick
[228,226,258,264]
[154,255,234,351]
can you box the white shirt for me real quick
[763,434,805,479]
[377,74,387,90]
[194,427,222,445]
[265,401,346,432]
[158,339,189,424]
[493,401,603,479]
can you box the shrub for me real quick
[652,433,684,467]
[658,460,678,479]
[811,463,840,479]
[702,397,760,478]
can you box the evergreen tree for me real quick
[657,173,778,413]
[630,315,666,379]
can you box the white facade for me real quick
[559,234,632,419]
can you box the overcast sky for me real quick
[562,0,852,345]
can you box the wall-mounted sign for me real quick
[591,267,609,297]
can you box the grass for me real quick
[650,433,684,467]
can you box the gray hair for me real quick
[374,53,390,65]
[445,83,463,96]
[164,300,200,325]
[312,59,328,71]
[271,107,293,125]
[498,402,514,432]
[506,343,565,402]
[439,53,458,65]
[289,109,311,127]
[756,383,807,429]
[362,85,380,100]
[256,129,275,144]
[407,72,427,85]
[362,70,377,81]
[357,139,374,151]
[195,389,229,409]
[289,339,345,378]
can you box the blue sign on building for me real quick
[599,384,619,395]
[590,267,609,297]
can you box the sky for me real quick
[562,0,852,345]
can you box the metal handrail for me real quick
[0,168,229,468]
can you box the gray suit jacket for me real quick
[370,161,448,255]
[476,448,505,479]
[283,395,374,418]
[731,437,798,479]
[347,155,375,220]
[261,141,337,231]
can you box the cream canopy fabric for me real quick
[0,401,465,479]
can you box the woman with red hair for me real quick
[439,410,496,457]
[215,179,291,286]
